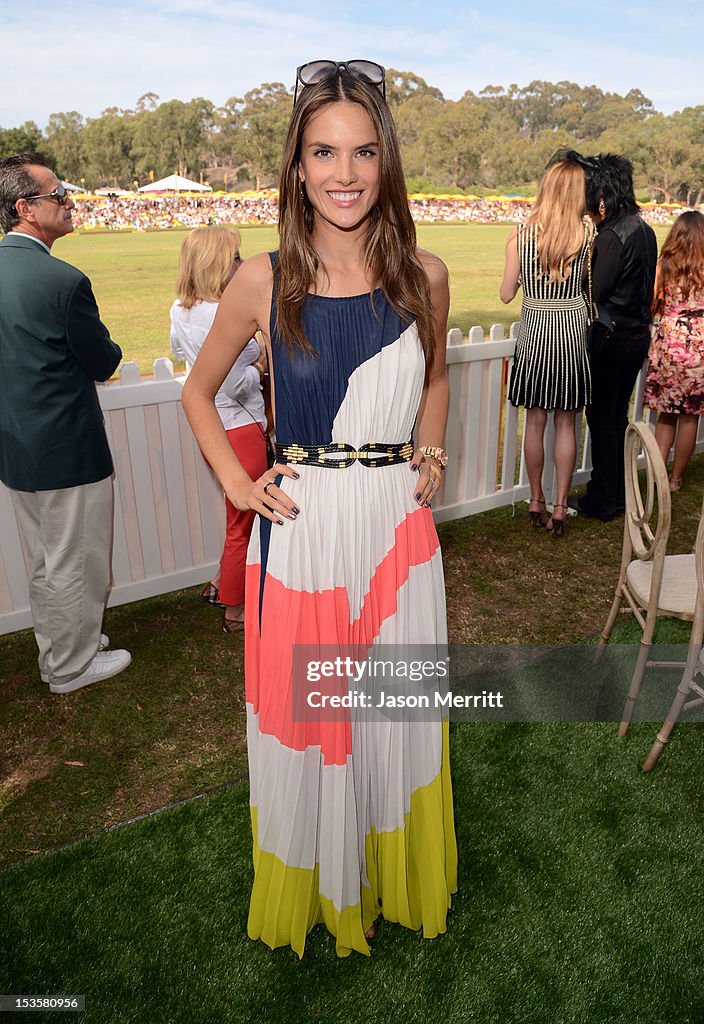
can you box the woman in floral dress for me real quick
[644,211,704,491]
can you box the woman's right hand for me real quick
[230,463,301,524]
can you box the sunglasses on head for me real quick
[294,59,386,105]
[22,183,71,207]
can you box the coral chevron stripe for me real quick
[244,506,440,766]
[350,505,439,642]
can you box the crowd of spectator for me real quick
[69,192,686,232]
[73,194,279,231]
[408,197,530,223]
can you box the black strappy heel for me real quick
[548,503,569,537]
[528,498,550,528]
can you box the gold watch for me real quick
[419,446,448,469]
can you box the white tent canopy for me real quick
[138,174,212,193]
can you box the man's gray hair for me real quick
[0,152,52,233]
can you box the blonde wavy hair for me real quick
[526,161,592,282]
[175,225,242,308]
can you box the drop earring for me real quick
[598,198,606,216]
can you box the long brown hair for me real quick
[526,161,592,282]
[175,225,241,308]
[654,210,704,314]
[276,73,434,361]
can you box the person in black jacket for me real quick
[0,153,131,693]
[572,154,658,520]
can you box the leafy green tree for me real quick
[600,114,693,202]
[476,84,523,128]
[421,97,490,188]
[576,87,653,140]
[503,81,654,142]
[396,93,446,178]
[0,75,695,199]
[82,109,136,187]
[673,106,704,205]
[385,69,444,109]
[45,111,85,182]
[135,92,159,114]
[0,121,45,159]
[133,98,214,180]
[404,175,434,194]
[239,83,291,189]
[209,96,245,167]
[512,80,576,136]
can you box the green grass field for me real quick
[53,223,670,371]
[3,710,704,1024]
[52,225,525,369]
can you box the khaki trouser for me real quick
[11,476,114,684]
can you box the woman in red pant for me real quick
[171,226,268,630]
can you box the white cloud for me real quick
[1,1,701,127]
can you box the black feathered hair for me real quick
[585,153,638,219]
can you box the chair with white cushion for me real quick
[642,510,704,771]
[594,421,697,737]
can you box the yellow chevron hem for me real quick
[363,719,457,937]
[248,720,457,958]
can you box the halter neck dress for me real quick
[243,255,457,957]
[509,222,592,410]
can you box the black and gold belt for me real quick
[274,440,414,469]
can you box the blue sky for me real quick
[2,0,702,128]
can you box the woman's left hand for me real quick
[411,451,442,506]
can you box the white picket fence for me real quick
[0,358,225,636]
[0,325,698,635]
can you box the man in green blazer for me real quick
[0,153,131,693]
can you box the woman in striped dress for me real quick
[500,159,594,535]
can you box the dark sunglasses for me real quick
[294,59,386,105]
[22,183,71,207]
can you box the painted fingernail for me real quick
[288,512,297,520]
[292,471,300,479]
[411,463,418,471]
[292,507,300,515]
[277,519,284,526]
[415,492,421,501]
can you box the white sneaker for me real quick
[41,634,111,684]
[49,649,131,694]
